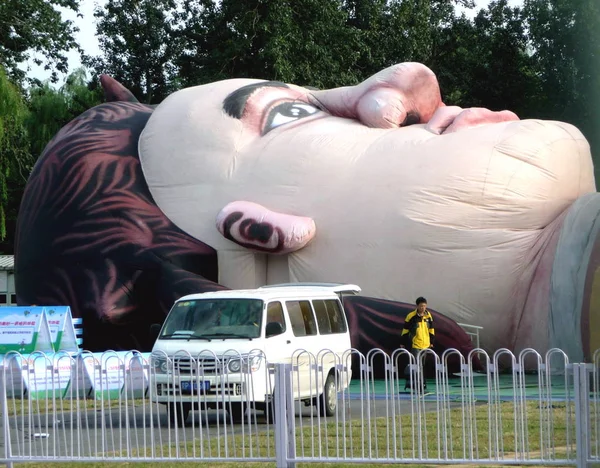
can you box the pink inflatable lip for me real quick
[216,201,316,254]
[425,106,520,135]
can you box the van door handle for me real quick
[287,340,291,344]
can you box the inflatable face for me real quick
[15,63,599,363]
[138,63,597,360]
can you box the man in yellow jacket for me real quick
[401,297,435,391]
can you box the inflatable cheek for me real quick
[138,78,262,188]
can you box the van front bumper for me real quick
[150,373,268,404]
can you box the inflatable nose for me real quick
[309,62,442,128]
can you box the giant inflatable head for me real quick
[15,63,600,363]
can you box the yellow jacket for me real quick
[401,310,435,349]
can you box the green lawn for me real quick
[9,400,580,467]
[1,397,143,416]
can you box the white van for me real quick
[150,283,359,424]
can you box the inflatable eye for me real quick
[263,102,319,134]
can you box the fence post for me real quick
[274,363,296,468]
[574,363,591,468]
[1,366,13,468]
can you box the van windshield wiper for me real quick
[159,333,192,339]
[195,333,254,340]
[159,333,212,341]
[187,334,213,341]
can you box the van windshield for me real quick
[160,299,264,340]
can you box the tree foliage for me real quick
[1,0,598,252]
[0,68,102,249]
[431,0,541,116]
[0,67,30,240]
[524,0,600,177]
[26,68,103,158]
[157,0,364,89]
[83,0,181,103]
[0,0,81,84]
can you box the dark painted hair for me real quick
[14,76,223,352]
[416,297,427,305]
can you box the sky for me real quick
[25,0,524,83]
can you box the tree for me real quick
[177,0,365,88]
[0,67,30,241]
[0,0,81,84]
[340,0,474,82]
[85,0,181,104]
[0,0,85,249]
[339,0,387,77]
[523,0,600,177]
[26,68,103,158]
[0,68,102,253]
[431,0,541,116]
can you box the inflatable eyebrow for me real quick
[15,63,600,365]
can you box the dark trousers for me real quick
[404,348,427,391]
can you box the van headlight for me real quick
[152,356,169,374]
[227,356,262,373]
[244,356,262,372]
[228,358,242,373]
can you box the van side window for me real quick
[286,300,317,337]
[313,299,347,335]
[266,302,286,332]
[313,300,331,334]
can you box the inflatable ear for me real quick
[15,77,223,351]
[100,74,139,103]
[216,201,316,254]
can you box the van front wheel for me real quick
[168,403,191,427]
[264,394,275,424]
[229,402,246,424]
[320,374,337,417]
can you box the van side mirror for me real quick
[149,323,162,343]
[265,321,284,338]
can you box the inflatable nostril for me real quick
[402,111,421,127]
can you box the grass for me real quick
[12,464,487,468]
[6,399,583,467]
[15,464,569,468]
[1,397,143,416]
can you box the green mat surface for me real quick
[346,373,584,401]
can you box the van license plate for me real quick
[180,380,210,394]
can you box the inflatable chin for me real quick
[15,63,600,364]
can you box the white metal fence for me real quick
[0,347,598,467]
